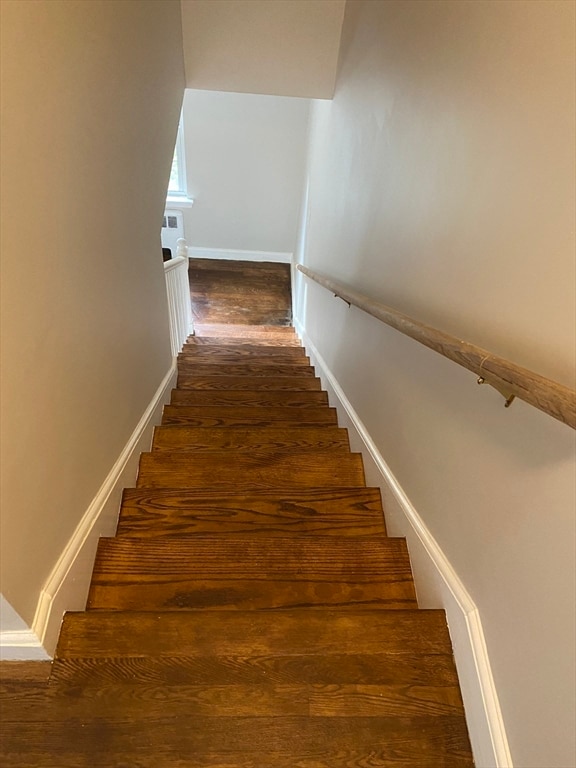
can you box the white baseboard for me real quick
[0,362,177,660]
[295,320,512,768]
[188,246,292,264]
[0,630,50,661]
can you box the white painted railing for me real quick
[164,238,193,356]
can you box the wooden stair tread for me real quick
[4,682,466,721]
[169,389,329,407]
[117,487,386,538]
[194,324,297,337]
[179,352,309,365]
[175,375,322,391]
[87,535,415,611]
[177,363,316,378]
[0,717,473,767]
[57,609,454,657]
[136,451,365,489]
[180,344,307,358]
[162,404,337,426]
[91,534,410,577]
[50,650,459,687]
[186,335,303,347]
[152,425,350,452]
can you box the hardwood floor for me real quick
[189,258,292,326]
[0,261,473,767]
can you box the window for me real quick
[166,114,193,206]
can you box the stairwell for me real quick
[1,261,474,766]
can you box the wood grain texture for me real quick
[180,344,307,359]
[186,335,303,347]
[152,426,350,453]
[56,610,455,658]
[169,389,329,407]
[50,651,458,687]
[177,362,317,378]
[117,487,386,538]
[0,716,473,767]
[299,264,576,429]
[136,451,365,490]
[175,375,322,391]
[87,536,416,611]
[162,405,337,428]
[4,682,464,720]
[189,259,292,326]
[194,323,297,339]
[0,662,52,683]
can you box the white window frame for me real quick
[166,113,193,208]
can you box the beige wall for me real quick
[0,1,185,625]
[181,0,345,98]
[180,89,309,253]
[294,2,575,766]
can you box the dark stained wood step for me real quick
[152,426,350,453]
[117,487,386,538]
[178,354,311,369]
[50,650,458,688]
[0,716,473,767]
[169,389,329,407]
[87,536,416,611]
[177,362,316,378]
[162,405,337,427]
[0,662,52,683]
[180,344,307,359]
[136,451,365,490]
[175,375,322,391]
[189,258,291,275]
[57,609,454,658]
[5,681,466,721]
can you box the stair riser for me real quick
[162,405,338,427]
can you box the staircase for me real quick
[3,321,474,766]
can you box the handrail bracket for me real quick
[477,376,516,408]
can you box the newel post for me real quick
[176,238,188,260]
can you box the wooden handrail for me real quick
[297,265,576,429]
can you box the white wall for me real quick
[180,89,309,255]
[0,595,29,633]
[0,0,185,638]
[181,0,345,98]
[294,2,575,767]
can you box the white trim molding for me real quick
[0,363,177,660]
[188,246,292,264]
[166,196,194,209]
[0,631,49,661]
[295,320,512,768]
